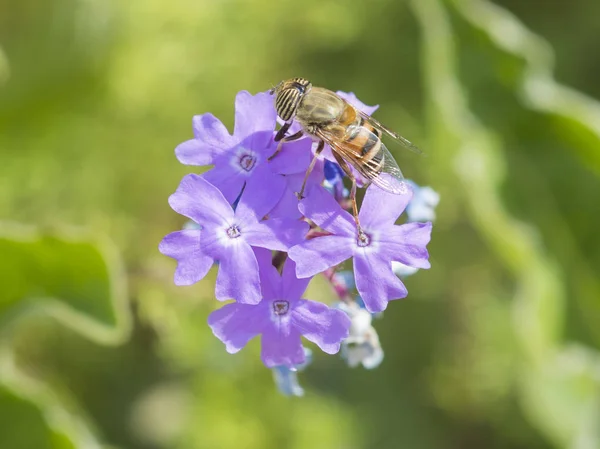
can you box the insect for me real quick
[268,77,421,234]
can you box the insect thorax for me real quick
[295,88,347,134]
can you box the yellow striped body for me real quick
[294,87,384,170]
[271,78,408,194]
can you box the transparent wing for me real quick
[316,128,408,195]
[356,109,423,155]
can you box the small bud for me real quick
[405,181,440,223]
[337,303,384,369]
[272,347,313,397]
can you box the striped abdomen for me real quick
[345,112,384,170]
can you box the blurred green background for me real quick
[1,0,599,448]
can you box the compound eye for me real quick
[292,82,305,94]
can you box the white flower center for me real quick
[231,146,258,174]
[272,300,290,316]
[356,231,371,247]
[239,154,256,171]
[226,225,241,239]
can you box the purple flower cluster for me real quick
[160,88,434,388]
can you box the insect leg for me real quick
[268,130,304,161]
[296,139,325,200]
[332,153,363,234]
[274,122,291,142]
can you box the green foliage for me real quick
[0,386,76,449]
[0,225,130,342]
[413,0,600,448]
[1,0,599,448]
[0,224,129,448]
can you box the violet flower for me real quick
[269,159,325,219]
[207,249,351,368]
[176,91,310,205]
[392,181,440,277]
[159,174,307,304]
[323,160,348,203]
[289,184,432,313]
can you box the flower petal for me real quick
[378,222,432,269]
[254,247,281,300]
[175,139,215,166]
[201,166,246,205]
[287,160,325,197]
[299,186,355,236]
[353,252,408,313]
[281,258,310,301]
[158,230,213,285]
[270,163,325,219]
[235,165,286,224]
[261,323,304,368]
[267,139,313,175]
[234,91,277,149]
[214,241,261,304]
[169,174,234,226]
[269,187,302,219]
[245,218,309,252]
[176,113,233,165]
[358,182,413,229]
[208,302,267,353]
[192,113,233,144]
[288,235,354,278]
[291,300,350,354]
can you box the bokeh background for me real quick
[1,0,599,448]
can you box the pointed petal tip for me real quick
[320,342,342,355]
[173,276,197,287]
[224,344,244,354]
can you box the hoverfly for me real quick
[268,77,421,232]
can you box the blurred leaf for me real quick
[0,386,76,449]
[412,0,600,447]
[0,347,107,449]
[449,0,600,347]
[0,45,9,86]
[450,0,600,176]
[0,223,130,345]
[521,346,600,448]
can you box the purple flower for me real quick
[269,159,325,219]
[159,174,308,304]
[288,185,432,313]
[176,91,309,205]
[207,249,351,368]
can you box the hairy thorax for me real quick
[295,87,349,137]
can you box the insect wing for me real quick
[357,110,423,155]
[316,128,407,195]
